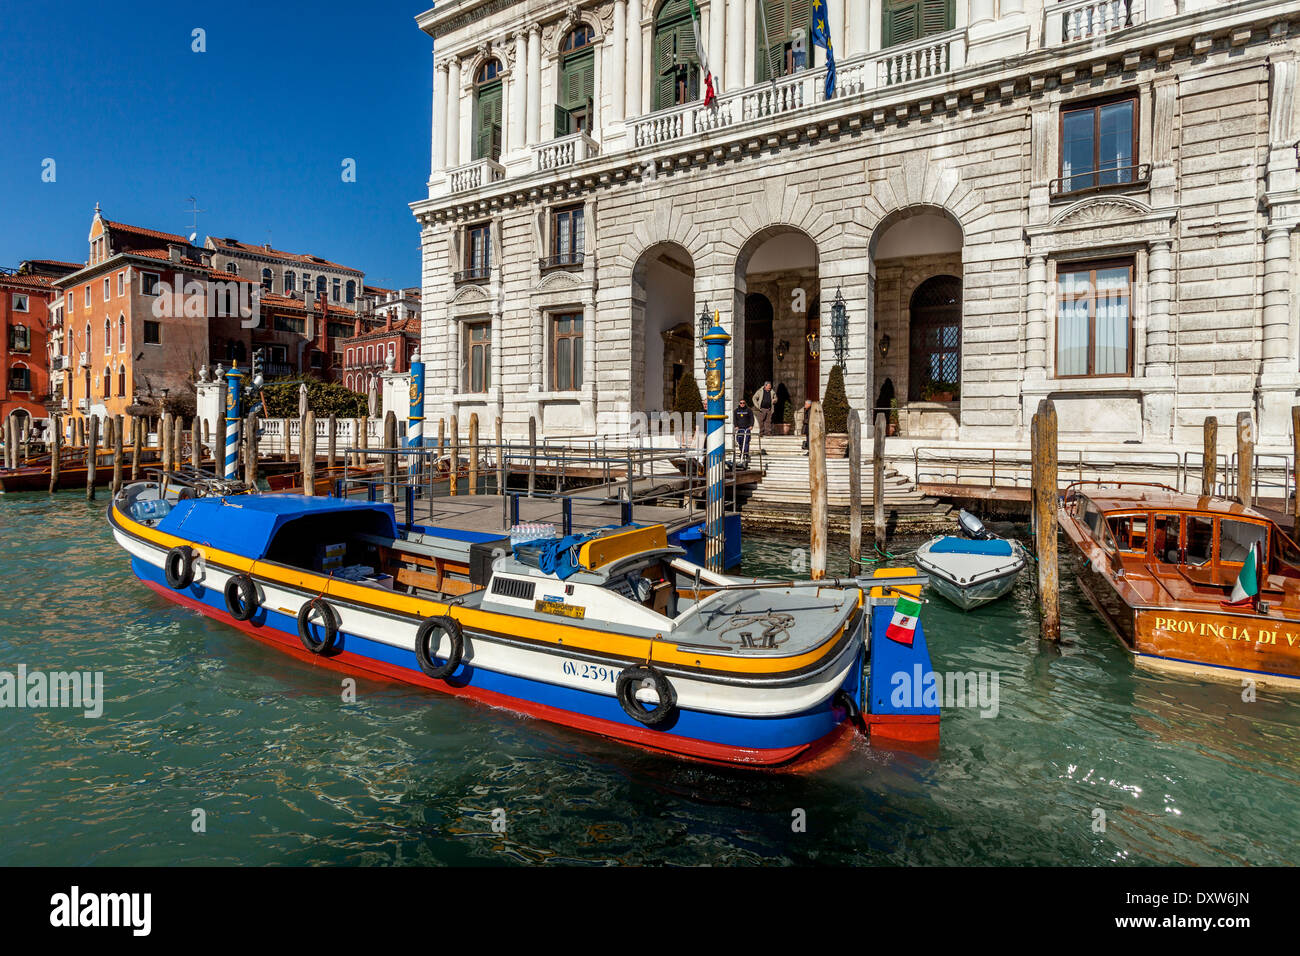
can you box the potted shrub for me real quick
[820,365,850,458]
[776,395,794,435]
[672,371,704,440]
[920,379,956,404]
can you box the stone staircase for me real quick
[737,435,953,533]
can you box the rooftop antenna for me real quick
[184,196,206,244]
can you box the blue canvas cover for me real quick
[929,536,1013,557]
[154,495,397,559]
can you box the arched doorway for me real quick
[743,293,773,403]
[631,242,695,415]
[908,275,962,402]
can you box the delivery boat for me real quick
[914,511,1026,610]
[1059,482,1300,688]
[108,483,940,768]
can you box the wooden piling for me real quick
[1032,399,1060,643]
[495,416,505,495]
[383,411,397,503]
[49,415,61,493]
[75,416,85,449]
[131,416,142,481]
[527,415,537,497]
[873,412,886,543]
[358,417,369,467]
[160,412,173,476]
[1202,416,1217,496]
[112,415,125,495]
[468,413,479,496]
[327,416,337,471]
[1237,411,1254,506]
[1293,407,1300,539]
[808,402,827,580]
[449,415,460,497]
[244,413,259,488]
[191,417,201,473]
[174,416,185,472]
[85,417,99,501]
[848,409,862,565]
[304,410,317,497]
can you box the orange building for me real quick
[1,268,57,426]
[54,206,253,425]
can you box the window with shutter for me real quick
[756,0,813,82]
[558,46,595,135]
[473,59,503,161]
[652,0,699,111]
[883,0,953,48]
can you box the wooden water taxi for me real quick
[1059,482,1300,688]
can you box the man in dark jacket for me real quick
[799,400,812,454]
[733,399,754,467]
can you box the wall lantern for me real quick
[878,333,891,358]
[806,331,820,360]
[830,289,848,367]
[698,302,712,341]
[775,339,790,362]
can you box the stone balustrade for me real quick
[1045,0,1135,45]
[532,131,600,172]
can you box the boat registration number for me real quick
[562,660,618,684]
[535,599,585,620]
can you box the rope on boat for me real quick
[716,611,795,648]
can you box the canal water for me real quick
[1,492,1296,866]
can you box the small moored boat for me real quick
[915,511,1026,610]
[108,482,940,767]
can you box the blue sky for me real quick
[0,1,433,288]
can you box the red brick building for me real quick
[342,315,420,394]
[255,292,357,383]
[1,266,59,427]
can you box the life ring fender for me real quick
[615,665,677,727]
[164,546,196,589]
[414,616,464,680]
[297,597,338,654]
[224,574,259,622]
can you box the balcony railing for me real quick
[539,251,585,271]
[1046,0,1135,46]
[632,35,965,151]
[1050,162,1151,199]
[264,361,294,379]
[447,157,505,195]
[77,398,89,410]
[50,354,65,371]
[454,266,492,284]
[79,351,90,367]
[533,131,600,172]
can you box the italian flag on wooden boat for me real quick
[885,595,922,646]
[689,0,717,106]
[1222,539,1263,610]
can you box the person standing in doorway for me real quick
[799,400,813,455]
[751,381,774,436]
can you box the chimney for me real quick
[385,314,392,331]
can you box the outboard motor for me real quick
[957,509,994,540]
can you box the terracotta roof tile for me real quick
[103,218,190,245]
[209,237,362,274]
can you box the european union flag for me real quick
[809,0,836,100]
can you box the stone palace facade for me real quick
[410,0,1300,448]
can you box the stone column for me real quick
[848,0,869,57]
[742,0,755,87]
[583,299,597,401]
[611,0,627,123]
[592,42,605,143]
[867,0,883,54]
[1261,225,1294,371]
[1025,254,1048,379]
[446,57,461,169]
[526,24,542,146]
[708,0,726,94]
[511,32,528,155]
[626,0,643,118]
[1146,240,1172,377]
[530,310,544,393]
[830,0,846,65]
[726,0,744,91]
[432,57,448,176]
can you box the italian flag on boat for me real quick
[1222,539,1263,609]
[689,0,717,106]
[885,595,922,646]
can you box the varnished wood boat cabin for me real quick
[1059,482,1300,688]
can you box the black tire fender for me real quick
[224,573,259,622]
[615,665,677,727]
[833,688,862,726]
[414,616,464,680]
[297,597,338,654]
[164,546,195,589]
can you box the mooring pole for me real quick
[703,316,731,573]
[48,415,62,493]
[527,415,537,498]
[1236,411,1254,506]
[848,409,862,566]
[224,364,242,480]
[244,412,259,489]
[449,415,460,497]
[304,410,317,497]
[1202,415,1217,496]
[85,416,99,501]
[495,416,505,495]
[468,413,479,496]
[1292,406,1300,539]
[1032,399,1060,642]
[131,415,142,481]
[113,415,125,495]
[809,402,828,580]
[327,416,337,473]
[408,351,425,492]
[383,410,397,503]
[190,416,200,474]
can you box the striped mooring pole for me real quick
[408,351,425,448]
[703,314,731,572]
[224,363,242,479]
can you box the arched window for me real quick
[316,275,326,295]
[908,275,962,403]
[756,0,812,82]
[85,323,91,356]
[118,315,125,351]
[102,365,111,396]
[345,280,356,303]
[226,262,239,275]
[117,365,126,396]
[557,26,596,135]
[262,268,273,291]
[473,59,503,161]
[652,0,699,112]
[285,271,295,293]
[103,319,111,354]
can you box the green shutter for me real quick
[884,0,953,48]
[473,81,502,160]
[555,103,572,137]
[652,1,700,111]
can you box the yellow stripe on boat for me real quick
[578,525,668,572]
[870,566,923,600]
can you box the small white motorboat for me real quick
[915,511,1026,611]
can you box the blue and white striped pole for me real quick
[408,351,425,448]
[224,363,242,480]
[703,314,730,572]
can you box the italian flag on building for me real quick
[885,595,922,646]
[689,0,717,106]
[1222,539,1262,610]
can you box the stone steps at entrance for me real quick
[742,447,944,510]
